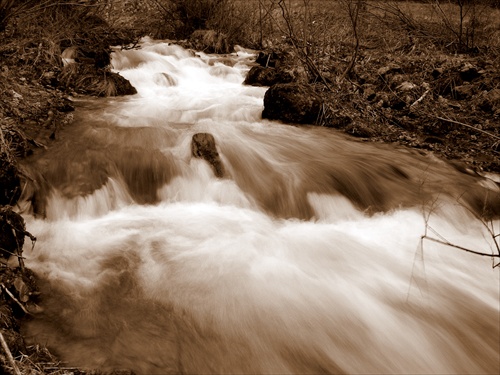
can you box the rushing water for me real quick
[19,37,499,374]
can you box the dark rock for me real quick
[256,51,280,68]
[153,72,177,87]
[452,84,475,100]
[478,88,500,113]
[58,63,136,97]
[344,122,377,138]
[191,133,225,178]
[432,67,444,79]
[324,114,353,128]
[389,74,406,89]
[113,148,178,204]
[423,136,445,144]
[57,97,75,112]
[387,95,406,110]
[244,66,294,86]
[107,72,137,96]
[41,71,58,87]
[62,45,111,69]
[377,64,402,78]
[423,119,453,136]
[262,83,323,124]
[362,85,377,101]
[0,207,26,259]
[459,63,480,82]
[0,158,20,206]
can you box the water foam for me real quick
[20,40,499,374]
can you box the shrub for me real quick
[370,0,500,53]
[150,0,260,49]
[0,1,138,76]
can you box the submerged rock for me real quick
[153,72,177,87]
[262,83,323,124]
[191,133,225,178]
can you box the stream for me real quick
[18,37,500,374]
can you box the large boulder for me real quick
[244,66,294,86]
[245,49,307,87]
[58,63,136,97]
[61,45,110,69]
[255,51,280,68]
[191,133,225,178]
[58,44,136,97]
[262,83,323,124]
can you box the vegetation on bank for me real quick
[1,1,500,374]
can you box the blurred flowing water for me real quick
[19,38,499,374]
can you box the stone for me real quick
[0,158,20,206]
[453,84,475,100]
[244,66,294,86]
[362,84,377,101]
[459,63,480,82]
[324,114,352,129]
[105,72,137,96]
[0,207,25,259]
[153,72,177,87]
[58,64,136,97]
[478,88,500,113]
[191,133,225,178]
[377,64,402,77]
[344,122,377,138]
[431,67,444,79]
[397,81,417,92]
[255,51,280,68]
[262,83,323,125]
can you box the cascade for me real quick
[18,37,499,374]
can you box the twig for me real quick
[339,0,361,82]
[422,235,500,260]
[410,89,430,108]
[0,246,26,259]
[0,284,30,315]
[0,330,22,375]
[277,0,332,91]
[407,236,429,301]
[434,116,500,141]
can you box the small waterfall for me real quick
[19,38,499,374]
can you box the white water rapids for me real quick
[18,38,499,374]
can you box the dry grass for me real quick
[229,1,500,53]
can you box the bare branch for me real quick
[434,116,500,142]
[0,330,22,375]
[422,235,500,258]
[0,283,30,315]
